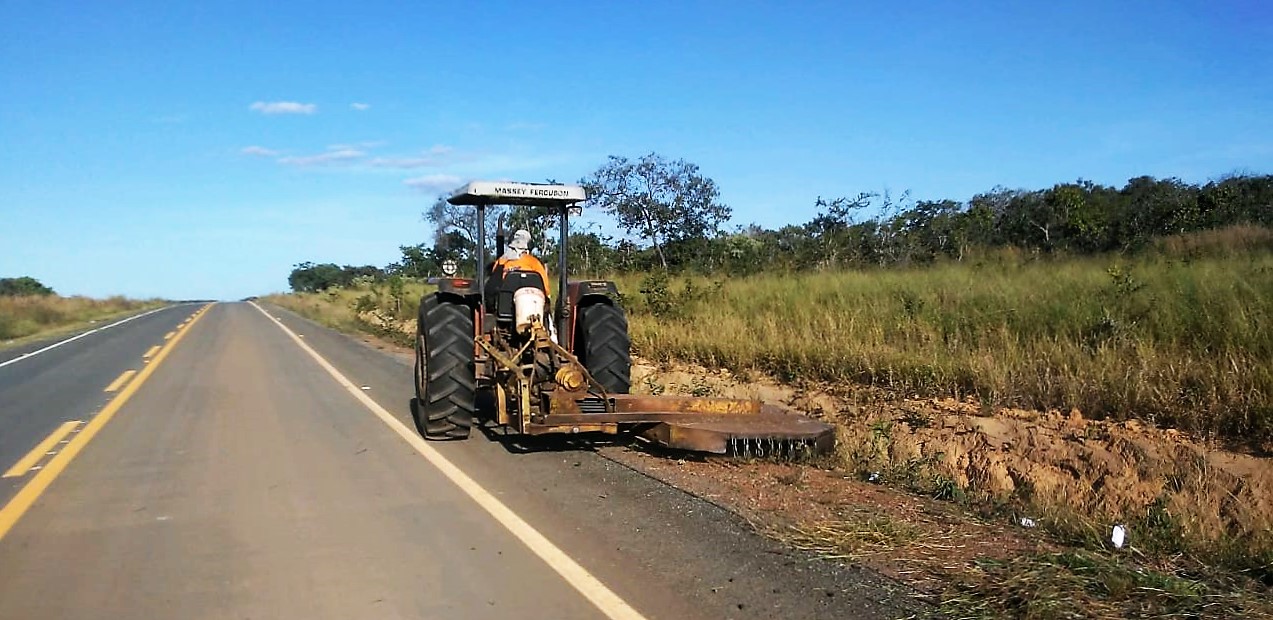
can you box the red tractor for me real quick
[412,181,832,455]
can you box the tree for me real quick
[506,205,560,257]
[390,244,441,278]
[0,277,55,296]
[581,153,731,269]
[424,194,504,258]
[288,262,348,293]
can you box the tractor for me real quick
[412,181,833,455]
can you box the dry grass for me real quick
[780,510,921,561]
[617,237,1273,447]
[937,549,1273,619]
[0,295,164,343]
[262,282,423,348]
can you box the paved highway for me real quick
[0,302,924,619]
[0,305,196,507]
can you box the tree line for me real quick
[288,153,1272,290]
[0,277,55,296]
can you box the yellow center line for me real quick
[0,304,213,540]
[163,331,175,340]
[2,421,81,478]
[143,345,161,359]
[104,369,137,393]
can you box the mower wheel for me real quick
[414,294,476,440]
[579,303,631,394]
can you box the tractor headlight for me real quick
[441,259,458,277]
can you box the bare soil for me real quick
[615,358,1273,615]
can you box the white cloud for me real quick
[404,174,463,193]
[240,145,279,157]
[278,148,365,167]
[350,102,371,111]
[250,101,317,115]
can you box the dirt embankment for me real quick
[630,359,1273,553]
[617,358,1273,616]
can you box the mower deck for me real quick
[532,394,836,455]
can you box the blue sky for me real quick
[2,0,1270,300]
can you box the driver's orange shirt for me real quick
[493,253,551,296]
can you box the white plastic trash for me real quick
[513,287,547,332]
[1111,524,1127,549]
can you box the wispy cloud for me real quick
[250,101,317,115]
[369,145,455,169]
[370,157,437,169]
[350,102,371,111]
[240,145,279,157]
[328,140,386,151]
[278,148,365,167]
[404,174,463,193]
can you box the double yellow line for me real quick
[0,304,212,542]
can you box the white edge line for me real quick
[0,306,171,370]
[249,302,647,620]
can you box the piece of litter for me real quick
[1111,524,1126,548]
[360,386,371,390]
[867,472,881,483]
[1019,517,1037,528]
[156,516,171,521]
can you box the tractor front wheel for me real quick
[579,303,631,394]
[414,294,476,440]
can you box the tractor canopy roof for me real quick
[447,181,587,207]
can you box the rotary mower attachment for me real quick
[541,393,835,457]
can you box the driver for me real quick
[493,229,551,296]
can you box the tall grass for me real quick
[0,295,164,341]
[619,229,1273,445]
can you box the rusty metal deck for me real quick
[535,394,836,455]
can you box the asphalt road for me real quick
[0,302,926,619]
[0,305,196,507]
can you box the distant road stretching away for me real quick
[0,302,922,619]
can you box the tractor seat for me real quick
[490,269,547,322]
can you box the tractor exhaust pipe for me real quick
[496,213,506,259]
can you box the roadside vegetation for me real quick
[269,154,1273,617]
[0,277,164,343]
[621,226,1273,448]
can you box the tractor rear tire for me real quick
[579,303,631,394]
[415,295,476,440]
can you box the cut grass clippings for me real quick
[938,550,1273,619]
